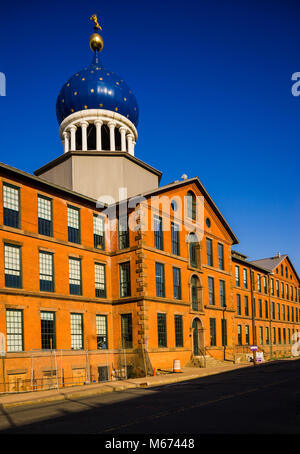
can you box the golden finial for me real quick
[89,14,104,53]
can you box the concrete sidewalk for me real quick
[0,362,250,409]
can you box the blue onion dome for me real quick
[56,52,139,126]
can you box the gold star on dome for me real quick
[91,89,94,93]
[82,78,85,81]
[84,105,88,109]
[74,92,78,96]
[115,107,118,111]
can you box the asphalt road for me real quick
[0,359,299,434]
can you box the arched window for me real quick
[187,191,196,220]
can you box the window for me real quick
[121,313,132,349]
[218,243,224,270]
[244,295,249,316]
[281,282,284,298]
[291,286,293,301]
[220,280,226,307]
[258,299,262,318]
[283,328,286,344]
[93,214,105,249]
[69,258,82,295]
[236,294,241,315]
[278,327,281,344]
[259,327,263,345]
[281,264,283,276]
[3,183,20,228]
[208,277,215,305]
[6,309,23,352]
[243,269,248,289]
[96,315,108,349]
[95,263,106,298]
[235,266,240,287]
[157,313,167,347]
[70,313,83,350]
[277,303,280,320]
[286,284,289,300]
[67,206,80,244]
[38,195,52,236]
[41,311,56,349]
[221,319,227,346]
[276,280,279,297]
[292,307,294,322]
[4,244,22,288]
[154,215,163,250]
[39,251,54,292]
[187,191,196,220]
[285,267,288,278]
[264,276,267,294]
[173,267,181,300]
[271,278,274,296]
[282,304,285,321]
[206,238,213,267]
[273,327,276,344]
[272,302,275,319]
[245,325,250,345]
[118,215,129,250]
[287,305,290,321]
[171,222,180,256]
[174,315,183,347]
[257,274,261,292]
[210,318,216,346]
[189,233,198,268]
[156,263,165,298]
[237,325,242,346]
[265,300,269,319]
[288,328,291,344]
[119,262,131,298]
[191,276,200,311]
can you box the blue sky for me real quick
[0,0,299,271]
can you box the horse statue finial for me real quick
[90,14,102,31]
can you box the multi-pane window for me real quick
[292,307,294,322]
[41,311,56,349]
[121,313,133,349]
[118,215,129,250]
[286,284,289,300]
[191,276,199,311]
[70,313,83,350]
[221,319,227,346]
[276,280,279,297]
[154,216,163,250]
[283,328,286,344]
[258,299,262,318]
[236,294,241,315]
[208,277,215,305]
[288,328,291,344]
[174,315,183,347]
[235,266,240,287]
[237,325,242,345]
[218,243,224,270]
[259,326,263,345]
[244,295,249,316]
[69,258,82,295]
[273,327,276,344]
[265,300,269,319]
[189,233,198,268]
[257,274,261,292]
[3,183,20,228]
[277,303,280,320]
[96,315,108,349]
[4,244,22,288]
[38,195,52,236]
[156,263,165,298]
[39,252,54,292]
[187,191,196,220]
[272,302,275,319]
[171,222,180,256]
[271,278,274,296]
[243,269,248,288]
[291,286,293,301]
[282,304,285,321]
[157,313,167,347]
[281,282,284,298]
[210,318,216,346]
[67,206,80,244]
[173,267,181,300]
[245,325,250,345]
[264,276,267,294]
[206,238,213,267]
[220,280,226,307]
[93,214,105,250]
[119,262,131,298]
[6,309,23,352]
[95,263,106,298]
[278,328,281,344]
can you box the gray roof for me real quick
[250,255,288,272]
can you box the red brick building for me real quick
[0,22,299,392]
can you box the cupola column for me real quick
[94,119,103,151]
[127,133,135,156]
[81,121,89,151]
[119,126,127,151]
[69,125,77,151]
[108,121,116,151]
[63,131,70,154]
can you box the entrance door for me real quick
[192,319,199,355]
